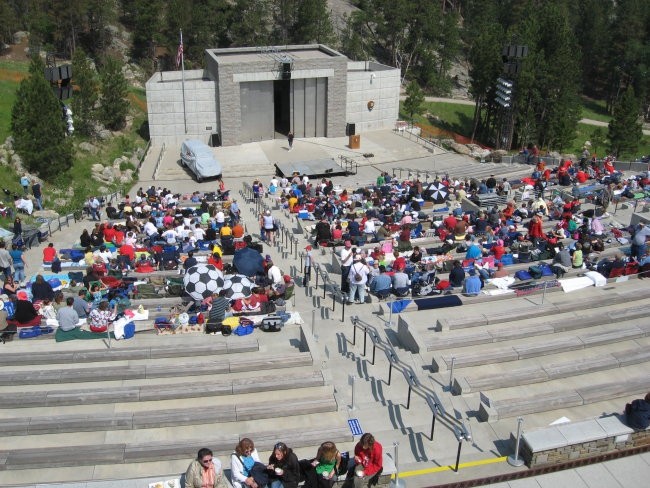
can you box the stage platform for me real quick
[275,158,349,178]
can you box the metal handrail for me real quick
[348,315,451,440]
[153,142,166,180]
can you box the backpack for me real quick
[167,283,184,296]
[626,399,650,429]
[136,283,159,299]
[528,265,543,279]
[51,258,62,273]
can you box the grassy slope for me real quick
[0,59,148,230]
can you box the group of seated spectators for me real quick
[185,433,383,488]
[328,165,650,300]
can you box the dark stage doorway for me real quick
[274,79,291,135]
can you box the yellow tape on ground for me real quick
[394,456,508,478]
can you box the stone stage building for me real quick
[146,44,400,147]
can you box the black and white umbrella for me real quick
[183,264,224,301]
[222,274,254,300]
[424,182,449,203]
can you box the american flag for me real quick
[176,41,183,69]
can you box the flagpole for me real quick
[180,29,187,134]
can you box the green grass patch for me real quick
[0,60,30,73]
[400,101,475,136]
[580,97,611,123]
[0,79,17,142]
[571,122,650,159]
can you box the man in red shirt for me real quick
[443,213,457,232]
[103,223,116,243]
[112,226,125,246]
[118,242,135,265]
[575,170,588,183]
[42,243,57,263]
[391,251,406,272]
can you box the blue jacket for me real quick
[463,275,482,295]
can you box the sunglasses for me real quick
[274,443,286,450]
[201,458,213,464]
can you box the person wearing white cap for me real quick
[347,255,370,304]
[260,209,276,245]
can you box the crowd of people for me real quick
[184,434,383,488]
[300,162,650,300]
[0,183,302,340]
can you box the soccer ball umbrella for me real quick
[222,274,254,300]
[424,181,449,203]
[183,264,224,301]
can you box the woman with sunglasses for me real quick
[184,447,227,488]
[267,441,301,488]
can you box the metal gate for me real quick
[240,81,274,142]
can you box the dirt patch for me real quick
[1,37,31,62]
[128,92,147,111]
[0,70,27,82]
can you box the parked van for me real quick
[180,139,222,182]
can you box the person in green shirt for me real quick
[572,242,584,268]
[301,441,343,488]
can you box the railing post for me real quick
[430,412,436,441]
[389,442,404,488]
[507,417,525,467]
[448,356,456,391]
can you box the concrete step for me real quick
[0,351,313,385]
[0,393,337,436]
[477,374,648,422]
[0,370,325,408]
[0,423,353,475]
[431,319,649,372]
[0,338,258,366]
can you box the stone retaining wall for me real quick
[518,416,650,467]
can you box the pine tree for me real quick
[403,81,425,121]
[228,0,272,47]
[292,0,334,45]
[11,57,73,179]
[608,86,643,157]
[71,48,100,136]
[99,56,129,131]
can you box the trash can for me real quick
[349,134,361,149]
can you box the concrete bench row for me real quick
[0,426,354,471]
[0,393,336,436]
[431,320,650,372]
[0,370,325,408]
[478,375,648,422]
[0,351,313,386]
[0,339,258,366]
[453,342,650,394]
[429,305,648,352]
[436,285,650,330]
